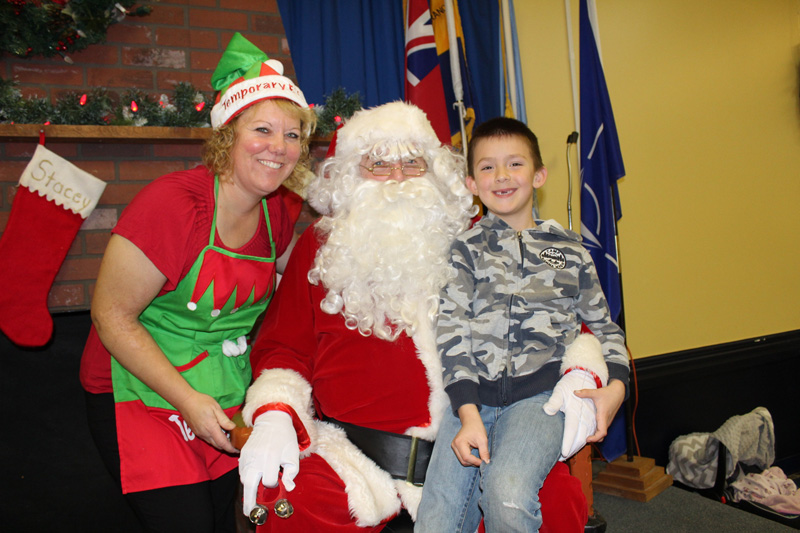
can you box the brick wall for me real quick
[2,1,294,100]
[0,2,326,315]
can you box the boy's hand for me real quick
[452,404,490,467]
[575,379,625,443]
[543,369,598,460]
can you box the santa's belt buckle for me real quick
[322,417,431,485]
[406,436,422,486]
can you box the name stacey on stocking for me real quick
[28,158,93,213]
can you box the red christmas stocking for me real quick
[0,145,106,347]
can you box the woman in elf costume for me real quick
[79,33,316,532]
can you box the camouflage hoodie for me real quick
[437,212,629,413]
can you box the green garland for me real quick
[1,0,151,60]
[0,77,214,127]
[314,87,362,136]
[112,86,214,127]
[1,77,363,132]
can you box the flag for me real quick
[457,0,501,121]
[405,0,451,144]
[428,0,476,150]
[504,0,526,122]
[579,0,625,324]
[579,0,627,462]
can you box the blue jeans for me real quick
[415,392,563,533]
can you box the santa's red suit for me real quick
[242,224,588,532]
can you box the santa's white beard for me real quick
[309,177,464,341]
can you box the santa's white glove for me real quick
[543,369,598,461]
[239,410,300,516]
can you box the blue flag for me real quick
[579,0,627,462]
[579,0,625,324]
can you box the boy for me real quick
[415,117,629,532]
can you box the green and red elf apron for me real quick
[111,177,278,494]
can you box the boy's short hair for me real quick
[467,117,544,174]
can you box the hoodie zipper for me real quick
[502,231,526,406]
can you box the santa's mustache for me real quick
[348,175,445,209]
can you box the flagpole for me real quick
[609,183,635,462]
[444,0,468,156]
[564,0,580,140]
[610,193,625,333]
[507,0,527,123]
[500,0,517,118]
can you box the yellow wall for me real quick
[516,0,800,357]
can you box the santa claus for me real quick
[237,101,587,531]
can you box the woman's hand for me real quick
[174,389,238,454]
[451,404,490,467]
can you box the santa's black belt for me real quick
[322,417,433,485]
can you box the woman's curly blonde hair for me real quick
[202,99,317,193]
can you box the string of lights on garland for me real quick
[1,77,363,133]
[1,0,151,62]
[0,77,213,127]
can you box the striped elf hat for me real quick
[210,32,308,128]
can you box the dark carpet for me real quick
[594,487,795,532]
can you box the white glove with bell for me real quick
[239,410,300,516]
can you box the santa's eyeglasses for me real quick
[360,161,427,177]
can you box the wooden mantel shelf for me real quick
[0,123,333,145]
[0,124,212,143]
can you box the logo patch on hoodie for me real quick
[540,248,566,269]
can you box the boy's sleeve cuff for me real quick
[445,379,481,414]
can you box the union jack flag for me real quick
[405,0,450,144]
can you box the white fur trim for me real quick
[210,74,308,128]
[393,305,444,521]
[20,144,106,218]
[407,304,448,440]
[314,421,402,527]
[335,101,440,157]
[395,480,423,521]
[560,333,609,386]
[243,368,317,453]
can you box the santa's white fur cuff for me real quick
[243,368,317,451]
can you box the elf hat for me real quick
[210,33,308,128]
[335,101,440,160]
